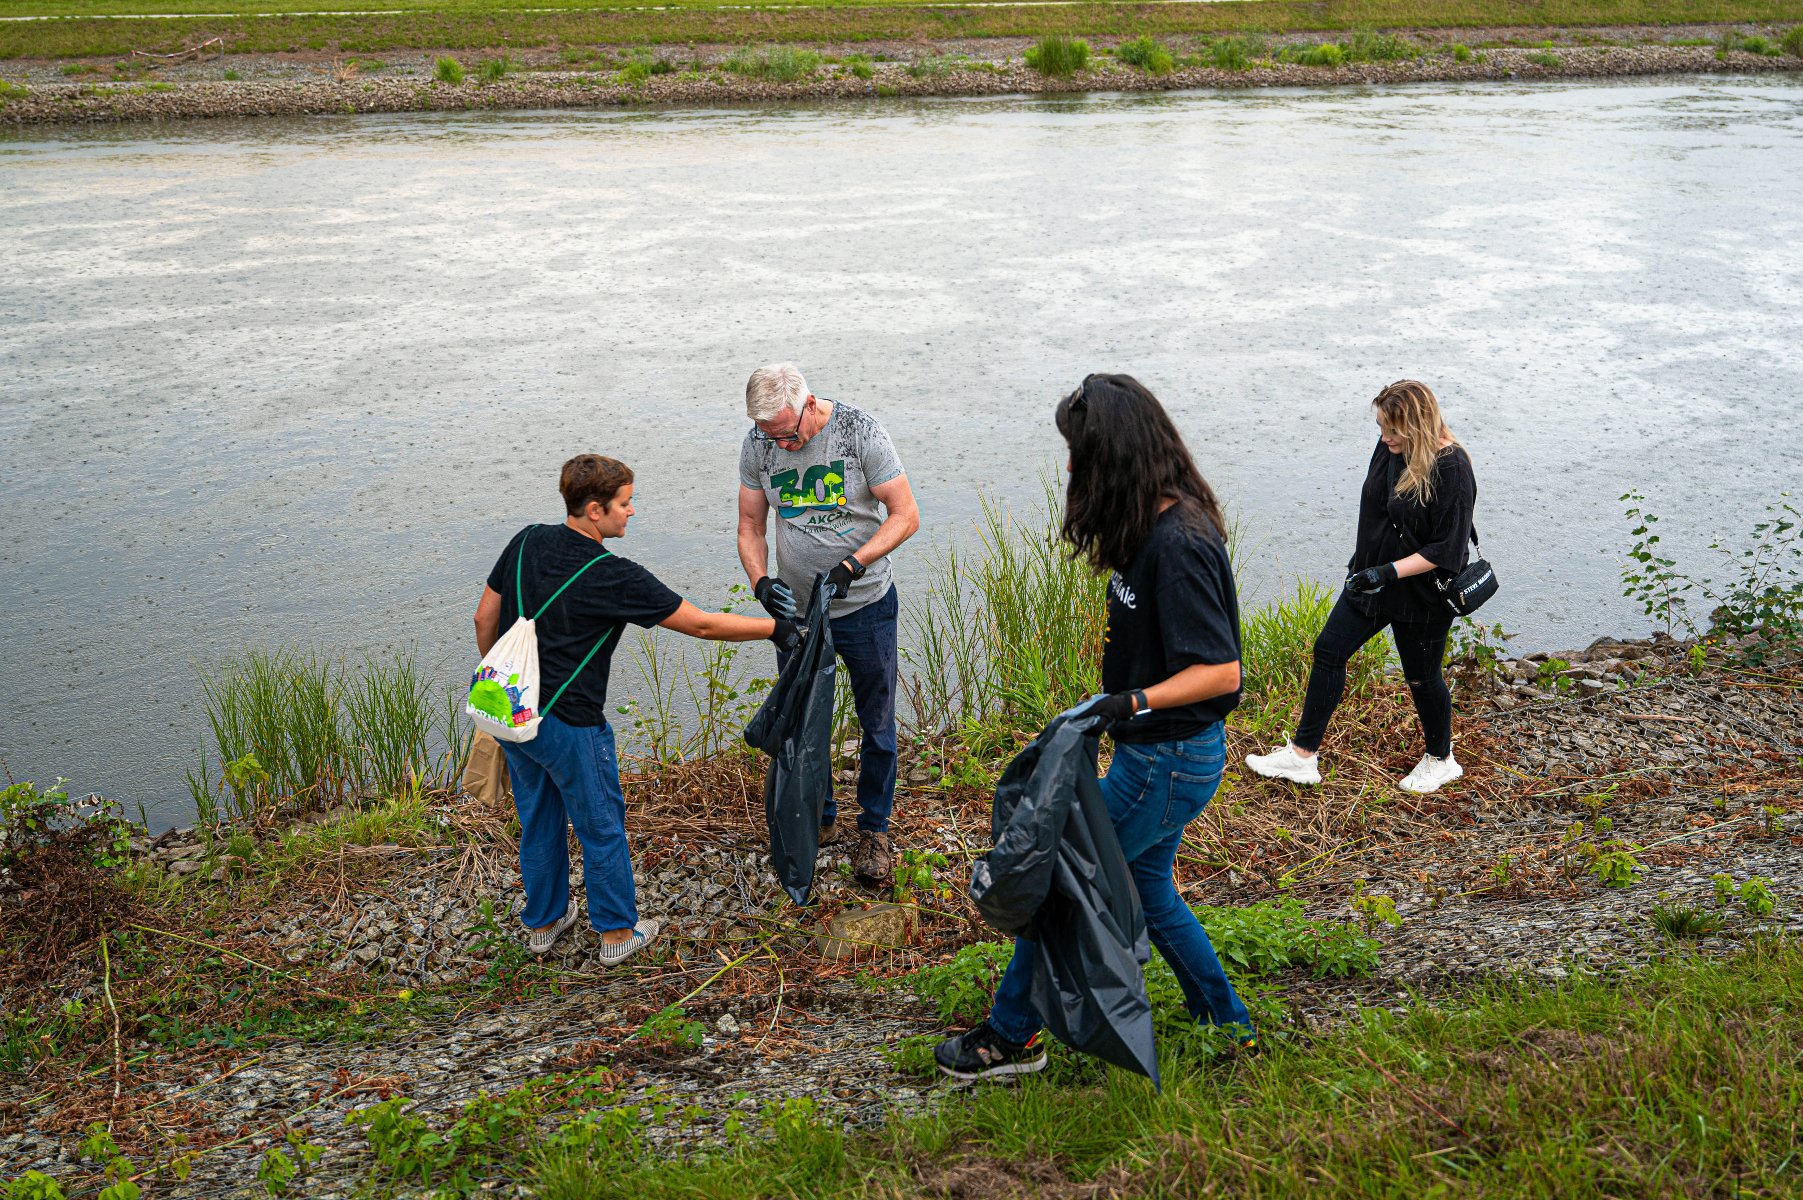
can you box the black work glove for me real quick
[1346,562,1399,596]
[753,576,800,621]
[769,619,803,654]
[826,556,864,600]
[1079,691,1141,725]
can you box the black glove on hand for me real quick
[826,556,864,600]
[769,619,803,654]
[1081,692,1140,725]
[1346,563,1399,596]
[753,576,800,621]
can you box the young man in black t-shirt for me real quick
[474,455,799,963]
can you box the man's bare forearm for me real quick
[738,524,771,586]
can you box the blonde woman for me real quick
[1247,381,1478,794]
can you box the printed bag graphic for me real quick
[466,527,617,744]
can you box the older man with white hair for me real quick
[737,363,921,886]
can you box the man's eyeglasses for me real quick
[752,399,809,446]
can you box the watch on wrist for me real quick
[841,556,867,581]
[1130,689,1150,715]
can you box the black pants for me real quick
[1293,594,1454,759]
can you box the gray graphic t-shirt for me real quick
[738,399,905,617]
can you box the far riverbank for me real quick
[3,29,1801,126]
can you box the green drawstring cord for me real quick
[512,525,622,719]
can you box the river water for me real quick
[3,76,1801,828]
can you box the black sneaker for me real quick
[933,1021,1046,1081]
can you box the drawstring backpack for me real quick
[466,527,618,744]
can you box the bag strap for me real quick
[1387,514,1480,557]
[541,624,620,717]
[515,525,621,718]
[515,525,616,620]
[531,549,614,619]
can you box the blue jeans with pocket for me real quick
[986,721,1253,1044]
[778,585,900,834]
[500,714,637,933]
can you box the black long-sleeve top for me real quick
[1347,439,1478,624]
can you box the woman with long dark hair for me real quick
[934,374,1255,1081]
[1246,380,1477,794]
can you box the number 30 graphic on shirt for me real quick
[772,462,848,517]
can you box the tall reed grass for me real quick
[905,480,1108,760]
[905,484,1394,759]
[190,648,459,825]
[1025,34,1092,76]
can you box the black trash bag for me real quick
[969,706,1160,1087]
[743,576,837,905]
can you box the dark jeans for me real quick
[779,584,899,834]
[1294,593,1454,759]
[986,722,1253,1044]
[500,715,636,933]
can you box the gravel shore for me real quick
[2,632,1798,1195]
[3,41,1800,127]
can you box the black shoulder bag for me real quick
[1390,518,1499,617]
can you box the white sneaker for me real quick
[1398,754,1463,794]
[597,918,661,966]
[526,899,581,955]
[1244,743,1322,786]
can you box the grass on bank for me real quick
[7,0,1803,61]
[1024,34,1090,77]
[904,485,1389,767]
[189,646,466,827]
[520,942,1803,1199]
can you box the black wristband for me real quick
[1131,689,1150,715]
[841,556,867,581]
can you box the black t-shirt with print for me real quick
[1101,506,1243,744]
[1348,440,1478,624]
[484,524,682,728]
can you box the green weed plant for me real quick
[1025,34,1091,76]
[722,43,822,81]
[1115,35,1175,73]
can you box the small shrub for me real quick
[636,1005,705,1053]
[0,79,30,101]
[1450,43,1474,62]
[1345,27,1418,62]
[1350,882,1401,935]
[907,53,964,79]
[1291,42,1346,67]
[841,53,874,79]
[3,1172,67,1200]
[1586,842,1642,889]
[722,44,822,82]
[434,56,464,84]
[881,1033,939,1077]
[1715,873,1779,917]
[1209,36,1252,70]
[223,68,243,81]
[1784,25,1803,56]
[908,941,1013,1024]
[1738,34,1779,55]
[892,848,951,905]
[476,56,511,84]
[1025,35,1092,77]
[1116,35,1175,74]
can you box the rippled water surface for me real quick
[4,77,1802,827]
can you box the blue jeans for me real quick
[986,722,1253,1043]
[780,585,899,834]
[500,715,636,933]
